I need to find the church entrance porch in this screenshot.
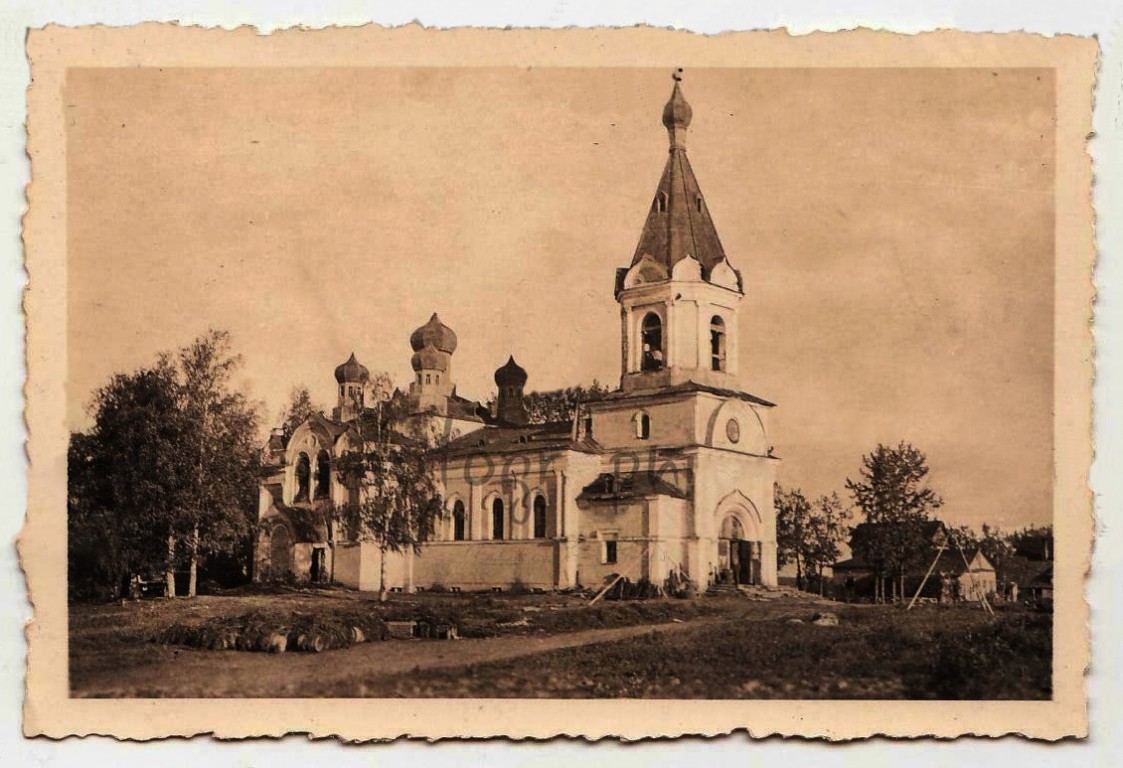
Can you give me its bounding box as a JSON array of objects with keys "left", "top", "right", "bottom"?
[{"left": 717, "top": 515, "right": 762, "bottom": 586}]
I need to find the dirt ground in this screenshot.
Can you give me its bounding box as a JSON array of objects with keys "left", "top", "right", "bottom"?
[{"left": 69, "top": 588, "right": 1050, "bottom": 699}]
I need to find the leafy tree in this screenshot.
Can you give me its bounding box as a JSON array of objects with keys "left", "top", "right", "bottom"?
[
  {"left": 804, "top": 493, "right": 850, "bottom": 595},
  {"left": 774, "top": 484, "right": 812, "bottom": 589},
  {"left": 1008, "top": 525, "right": 1054, "bottom": 560},
  {"left": 334, "top": 388, "right": 444, "bottom": 602},
  {"left": 524, "top": 381, "right": 609, "bottom": 424},
  {"left": 279, "top": 385, "right": 321, "bottom": 446},
  {"left": 971, "top": 523, "right": 1015, "bottom": 589},
  {"left": 67, "top": 361, "right": 187, "bottom": 600},
  {"left": 67, "top": 330, "right": 261, "bottom": 601},
  {"left": 845, "top": 441, "right": 943, "bottom": 602},
  {"left": 775, "top": 485, "right": 850, "bottom": 594},
  {"left": 173, "top": 330, "right": 262, "bottom": 597},
  {"left": 947, "top": 524, "right": 979, "bottom": 554}
]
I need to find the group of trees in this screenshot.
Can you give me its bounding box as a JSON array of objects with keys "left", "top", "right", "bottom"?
[
  {"left": 777, "top": 441, "right": 943, "bottom": 601},
  {"left": 774, "top": 487, "right": 849, "bottom": 594},
  {"left": 68, "top": 330, "right": 261, "bottom": 601},
  {"left": 780, "top": 441, "right": 1051, "bottom": 604},
  {"left": 522, "top": 381, "right": 609, "bottom": 424}
]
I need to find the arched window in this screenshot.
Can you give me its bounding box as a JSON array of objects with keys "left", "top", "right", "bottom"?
[
  {"left": 533, "top": 495, "right": 547, "bottom": 539},
  {"left": 294, "top": 452, "right": 311, "bottom": 502},
  {"left": 656, "top": 192, "right": 668, "bottom": 212},
  {"left": 491, "top": 498, "right": 505, "bottom": 540},
  {"left": 453, "top": 500, "right": 466, "bottom": 541},
  {"left": 641, "top": 312, "right": 664, "bottom": 371},
  {"left": 314, "top": 450, "right": 331, "bottom": 499},
  {"left": 634, "top": 411, "right": 651, "bottom": 440},
  {"left": 696, "top": 194, "right": 704, "bottom": 212},
  {"left": 710, "top": 315, "right": 727, "bottom": 372}
]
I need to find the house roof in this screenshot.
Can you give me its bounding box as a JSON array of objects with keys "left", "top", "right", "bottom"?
[
  {"left": 626, "top": 77, "right": 739, "bottom": 288},
  {"left": 597, "top": 380, "right": 775, "bottom": 408},
  {"left": 444, "top": 393, "right": 490, "bottom": 424},
  {"left": 1000, "top": 554, "right": 1053, "bottom": 588},
  {"left": 1028, "top": 564, "right": 1053, "bottom": 587},
  {"left": 436, "top": 420, "right": 600, "bottom": 458},
  {"left": 577, "top": 470, "right": 692, "bottom": 503}
]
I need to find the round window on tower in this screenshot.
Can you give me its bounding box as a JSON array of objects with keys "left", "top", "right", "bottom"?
[{"left": 725, "top": 418, "right": 741, "bottom": 444}]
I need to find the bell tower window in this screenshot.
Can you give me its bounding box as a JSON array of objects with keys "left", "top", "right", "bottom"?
[
  {"left": 710, "top": 315, "right": 727, "bottom": 372},
  {"left": 641, "top": 313, "right": 664, "bottom": 371},
  {"left": 634, "top": 411, "right": 651, "bottom": 440}
]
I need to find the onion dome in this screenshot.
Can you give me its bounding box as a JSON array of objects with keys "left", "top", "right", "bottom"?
[
  {"left": 409, "top": 312, "right": 458, "bottom": 355},
  {"left": 661, "top": 70, "right": 692, "bottom": 133},
  {"left": 334, "top": 352, "right": 370, "bottom": 384},
  {"left": 411, "top": 344, "right": 449, "bottom": 372},
  {"left": 494, "top": 355, "right": 528, "bottom": 388}
]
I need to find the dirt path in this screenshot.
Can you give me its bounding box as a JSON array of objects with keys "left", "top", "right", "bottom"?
[{"left": 72, "top": 616, "right": 730, "bottom": 698}]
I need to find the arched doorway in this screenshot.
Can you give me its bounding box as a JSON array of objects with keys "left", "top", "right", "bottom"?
[{"left": 719, "top": 513, "right": 761, "bottom": 586}]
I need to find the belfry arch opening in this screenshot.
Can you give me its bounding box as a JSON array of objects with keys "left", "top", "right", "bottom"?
[
  {"left": 641, "top": 312, "right": 664, "bottom": 371},
  {"left": 294, "top": 452, "right": 311, "bottom": 502},
  {"left": 710, "top": 315, "right": 727, "bottom": 372},
  {"left": 315, "top": 450, "right": 331, "bottom": 499}
]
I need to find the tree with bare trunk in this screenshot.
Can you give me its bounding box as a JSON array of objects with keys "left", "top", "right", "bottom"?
[
  {"left": 68, "top": 330, "right": 260, "bottom": 600},
  {"left": 173, "top": 330, "right": 261, "bottom": 597},
  {"left": 334, "top": 390, "right": 444, "bottom": 602}
]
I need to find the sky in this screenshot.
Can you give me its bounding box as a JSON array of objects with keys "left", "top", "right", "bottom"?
[{"left": 65, "top": 66, "right": 1055, "bottom": 531}]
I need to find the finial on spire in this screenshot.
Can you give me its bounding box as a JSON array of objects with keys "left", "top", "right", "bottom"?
[{"left": 662, "top": 72, "right": 693, "bottom": 147}]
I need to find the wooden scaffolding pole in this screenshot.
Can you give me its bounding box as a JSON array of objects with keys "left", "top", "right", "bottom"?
[{"left": 906, "top": 544, "right": 946, "bottom": 611}]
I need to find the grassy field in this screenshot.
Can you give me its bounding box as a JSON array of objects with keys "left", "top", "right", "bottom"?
[{"left": 69, "top": 586, "right": 1050, "bottom": 699}]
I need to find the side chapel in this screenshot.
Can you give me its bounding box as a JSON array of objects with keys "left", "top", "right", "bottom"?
[{"left": 254, "top": 73, "right": 780, "bottom": 592}]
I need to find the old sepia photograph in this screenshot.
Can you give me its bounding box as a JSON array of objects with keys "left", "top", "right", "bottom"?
[{"left": 20, "top": 25, "right": 1096, "bottom": 740}]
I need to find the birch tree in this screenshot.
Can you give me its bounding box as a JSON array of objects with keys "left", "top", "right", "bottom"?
[{"left": 335, "top": 390, "right": 444, "bottom": 602}]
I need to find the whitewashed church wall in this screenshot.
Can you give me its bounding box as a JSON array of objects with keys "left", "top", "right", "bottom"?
[
  {"left": 412, "top": 540, "right": 557, "bottom": 589},
  {"left": 589, "top": 397, "right": 698, "bottom": 450},
  {"left": 333, "top": 542, "right": 362, "bottom": 589},
  {"left": 690, "top": 448, "right": 778, "bottom": 586},
  {"left": 292, "top": 543, "right": 313, "bottom": 581}
]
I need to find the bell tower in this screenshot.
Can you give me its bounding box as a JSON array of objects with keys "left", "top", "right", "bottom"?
[{"left": 615, "top": 71, "right": 745, "bottom": 393}]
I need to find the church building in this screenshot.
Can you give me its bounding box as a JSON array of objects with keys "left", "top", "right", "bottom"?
[{"left": 254, "top": 74, "right": 780, "bottom": 593}]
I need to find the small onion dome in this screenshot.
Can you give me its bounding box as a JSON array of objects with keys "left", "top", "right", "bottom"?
[
  {"left": 409, "top": 312, "right": 458, "bottom": 355},
  {"left": 334, "top": 352, "right": 370, "bottom": 384},
  {"left": 411, "top": 344, "right": 449, "bottom": 372},
  {"left": 494, "top": 355, "right": 528, "bottom": 388},
  {"left": 661, "top": 73, "right": 692, "bottom": 132}
]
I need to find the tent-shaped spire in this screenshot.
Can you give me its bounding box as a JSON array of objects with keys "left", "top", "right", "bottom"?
[{"left": 629, "top": 71, "right": 736, "bottom": 283}]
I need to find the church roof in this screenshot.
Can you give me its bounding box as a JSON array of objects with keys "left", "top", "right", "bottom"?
[
  {"left": 598, "top": 380, "right": 775, "bottom": 408},
  {"left": 628, "top": 74, "right": 740, "bottom": 286},
  {"left": 578, "top": 471, "right": 692, "bottom": 502},
  {"left": 436, "top": 420, "right": 600, "bottom": 458}
]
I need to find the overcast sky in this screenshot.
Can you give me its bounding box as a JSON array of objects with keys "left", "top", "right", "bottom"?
[{"left": 66, "top": 66, "right": 1054, "bottom": 531}]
